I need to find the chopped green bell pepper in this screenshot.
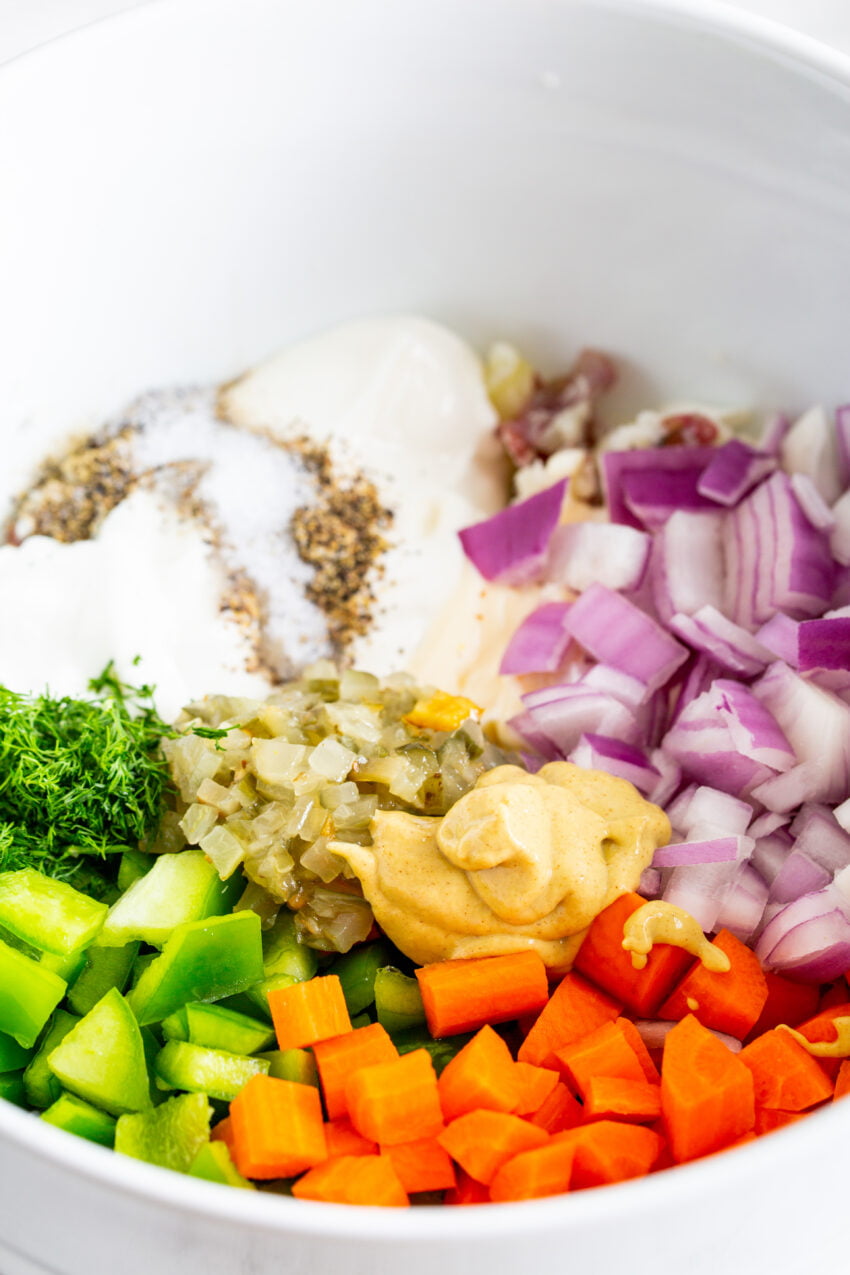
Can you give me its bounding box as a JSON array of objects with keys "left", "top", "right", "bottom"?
[
  {"left": 40, "top": 948, "right": 87, "bottom": 983},
  {"left": 0, "top": 938, "right": 67, "bottom": 1047},
  {"left": 392, "top": 1026, "right": 472, "bottom": 1075},
  {"left": 161, "top": 1007, "right": 190, "bottom": 1042},
  {"left": 184, "top": 1003, "right": 275, "bottom": 1055},
  {"left": 258, "top": 1048, "right": 318, "bottom": 1087},
  {"left": 23, "top": 1009, "right": 81, "bottom": 1109},
  {"left": 99, "top": 850, "right": 243, "bottom": 948},
  {"left": 68, "top": 941, "right": 140, "bottom": 1016},
  {"left": 188, "top": 1140, "right": 254, "bottom": 1189},
  {"left": 117, "top": 848, "right": 154, "bottom": 892},
  {"left": 41, "top": 1092, "right": 117, "bottom": 1147},
  {"left": 0, "top": 1073, "right": 26, "bottom": 1107},
  {"left": 0, "top": 1030, "right": 32, "bottom": 1074},
  {"left": 115, "top": 1091, "right": 213, "bottom": 1172},
  {"left": 0, "top": 869, "right": 108, "bottom": 956},
  {"left": 331, "top": 941, "right": 391, "bottom": 1016},
  {"left": 127, "top": 911, "right": 264, "bottom": 1026},
  {"left": 243, "top": 909, "right": 318, "bottom": 1016},
  {"left": 155, "top": 1040, "right": 269, "bottom": 1102},
  {"left": 47, "top": 988, "right": 151, "bottom": 1116},
  {"left": 374, "top": 966, "right": 426, "bottom": 1034}
]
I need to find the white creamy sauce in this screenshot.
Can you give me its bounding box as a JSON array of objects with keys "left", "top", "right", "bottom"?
[{"left": 0, "top": 316, "right": 503, "bottom": 717}]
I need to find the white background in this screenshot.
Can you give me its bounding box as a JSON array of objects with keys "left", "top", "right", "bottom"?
[{"left": 1, "top": 0, "right": 850, "bottom": 65}]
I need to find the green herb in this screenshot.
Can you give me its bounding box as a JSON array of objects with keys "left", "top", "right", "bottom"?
[{"left": 0, "top": 664, "right": 172, "bottom": 897}]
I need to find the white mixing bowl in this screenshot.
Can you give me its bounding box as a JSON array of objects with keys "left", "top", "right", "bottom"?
[{"left": 1, "top": 0, "right": 849, "bottom": 1271}]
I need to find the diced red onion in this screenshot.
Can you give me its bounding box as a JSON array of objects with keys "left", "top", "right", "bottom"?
[
  {"left": 829, "top": 490, "right": 850, "bottom": 567},
  {"left": 758, "top": 412, "right": 791, "bottom": 457},
  {"left": 780, "top": 405, "right": 843, "bottom": 505},
  {"left": 789, "top": 803, "right": 850, "bottom": 874},
  {"left": 568, "top": 733, "right": 659, "bottom": 794},
  {"left": 769, "top": 850, "right": 832, "bottom": 905},
  {"left": 665, "top": 783, "right": 699, "bottom": 834},
  {"left": 638, "top": 866, "right": 662, "bottom": 898},
  {"left": 673, "top": 785, "right": 753, "bottom": 838},
  {"left": 747, "top": 811, "right": 789, "bottom": 839},
  {"left": 601, "top": 446, "right": 717, "bottom": 530},
  {"left": 579, "top": 662, "right": 649, "bottom": 707},
  {"left": 647, "top": 748, "right": 682, "bottom": 807},
  {"left": 669, "top": 605, "right": 772, "bottom": 677},
  {"left": 834, "top": 795, "right": 850, "bottom": 834},
  {"left": 756, "top": 613, "right": 799, "bottom": 667},
  {"left": 650, "top": 511, "right": 725, "bottom": 624},
  {"left": 662, "top": 858, "right": 740, "bottom": 932},
  {"left": 499, "top": 602, "right": 572, "bottom": 676},
  {"left": 751, "top": 762, "right": 826, "bottom": 814},
  {"left": 754, "top": 661, "right": 850, "bottom": 804},
  {"left": 565, "top": 583, "right": 689, "bottom": 694},
  {"left": 797, "top": 616, "right": 850, "bottom": 672},
  {"left": 505, "top": 711, "right": 562, "bottom": 762},
  {"left": 714, "top": 862, "right": 770, "bottom": 943},
  {"left": 546, "top": 521, "right": 650, "bottom": 594},
  {"left": 750, "top": 828, "right": 793, "bottom": 886},
  {"left": 668, "top": 655, "right": 722, "bottom": 726},
  {"left": 790, "top": 472, "right": 836, "bottom": 532},
  {"left": 653, "top": 837, "right": 740, "bottom": 868},
  {"left": 697, "top": 438, "right": 776, "bottom": 506},
  {"left": 458, "top": 479, "right": 567, "bottom": 584},
  {"left": 519, "top": 686, "right": 640, "bottom": 755},
  {"left": 634, "top": 1019, "right": 742, "bottom": 1053},
  {"left": 836, "top": 404, "right": 850, "bottom": 491},
  {"left": 755, "top": 885, "right": 850, "bottom": 981}
]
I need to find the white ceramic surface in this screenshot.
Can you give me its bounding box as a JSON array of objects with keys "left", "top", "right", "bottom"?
[{"left": 1, "top": 0, "right": 850, "bottom": 1271}]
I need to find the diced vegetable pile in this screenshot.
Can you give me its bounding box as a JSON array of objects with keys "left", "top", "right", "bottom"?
[{"left": 1, "top": 856, "right": 848, "bottom": 1206}]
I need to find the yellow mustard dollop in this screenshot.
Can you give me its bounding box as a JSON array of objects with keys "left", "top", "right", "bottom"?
[
  {"left": 331, "top": 762, "right": 670, "bottom": 969},
  {"left": 621, "top": 900, "right": 731, "bottom": 972}
]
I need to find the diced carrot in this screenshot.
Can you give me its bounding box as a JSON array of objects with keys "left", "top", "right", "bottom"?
[
  {"left": 618, "top": 1017, "right": 660, "bottom": 1083},
  {"left": 324, "top": 1119, "right": 377, "bottom": 1158},
  {"left": 438, "top": 1110, "right": 549, "bottom": 1185},
  {"left": 346, "top": 1048, "right": 443, "bottom": 1146},
  {"left": 529, "top": 1082, "right": 584, "bottom": 1134},
  {"left": 416, "top": 952, "right": 549, "bottom": 1038},
  {"left": 518, "top": 971, "right": 622, "bottom": 1067},
  {"left": 793, "top": 1002, "right": 850, "bottom": 1081},
  {"left": 739, "top": 1028, "right": 834, "bottom": 1111},
  {"left": 292, "top": 1154, "right": 408, "bottom": 1206},
  {"left": 381, "top": 1135, "right": 456, "bottom": 1193},
  {"left": 819, "top": 979, "right": 850, "bottom": 1011},
  {"left": 268, "top": 975, "right": 351, "bottom": 1050},
  {"left": 489, "top": 1137, "right": 577, "bottom": 1202},
  {"left": 834, "top": 1060, "right": 850, "bottom": 1100},
  {"left": 582, "top": 1076, "right": 662, "bottom": 1123},
  {"left": 313, "top": 1022, "right": 398, "bottom": 1119},
  {"left": 229, "top": 1074, "right": 328, "bottom": 1179},
  {"left": 660, "top": 1014, "right": 755, "bottom": 1164},
  {"left": 443, "top": 1169, "right": 490, "bottom": 1205},
  {"left": 512, "top": 1062, "right": 560, "bottom": 1116},
  {"left": 553, "top": 1019, "right": 647, "bottom": 1098},
  {"left": 747, "top": 971, "right": 820, "bottom": 1039},
  {"left": 565, "top": 1120, "right": 664, "bottom": 1188},
  {"left": 573, "top": 892, "right": 695, "bottom": 1016},
  {"left": 438, "top": 1025, "right": 521, "bottom": 1122},
  {"left": 658, "top": 929, "right": 767, "bottom": 1040},
  {"left": 755, "top": 1108, "right": 807, "bottom": 1135}
]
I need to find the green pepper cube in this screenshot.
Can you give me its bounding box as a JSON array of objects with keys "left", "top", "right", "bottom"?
[
  {"left": 258, "top": 1048, "right": 318, "bottom": 1087},
  {"left": 41, "top": 1092, "right": 117, "bottom": 1147},
  {"left": 185, "top": 1003, "right": 275, "bottom": 1055},
  {"left": 331, "top": 941, "right": 391, "bottom": 1017},
  {"left": 161, "top": 1007, "right": 190, "bottom": 1042},
  {"left": 243, "top": 910, "right": 318, "bottom": 1017},
  {"left": 114, "top": 1092, "right": 213, "bottom": 1172},
  {"left": 155, "top": 1040, "right": 269, "bottom": 1102},
  {"left": 68, "top": 940, "right": 140, "bottom": 1017},
  {"left": 0, "top": 938, "right": 67, "bottom": 1048},
  {"left": 40, "top": 947, "right": 88, "bottom": 984},
  {"left": 188, "top": 1140, "right": 254, "bottom": 1189},
  {"left": 0, "top": 1030, "right": 33, "bottom": 1074},
  {"left": 99, "top": 850, "right": 243, "bottom": 948},
  {"left": 23, "top": 1009, "right": 81, "bottom": 1109},
  {"left": 127, "top": 911, "right": 264, "bottom": 1026},
  {"left": 47, "top": 988, "right": 151, "bottom": 1116},
  {"left": 374, "top": 966, "right": 426, "bottom": 1035},
  {"left": 0, "top": 869, "right": 108, "bottom": 956},
  {"left": 0, "top": 1073, "right": 26, "bottom": 1107},
  {"left": 392, "top": 1026, "right": 472, "bottom": 1076},
  {"left": 117, "top": 849, "right": 154, "bottom": 892}
]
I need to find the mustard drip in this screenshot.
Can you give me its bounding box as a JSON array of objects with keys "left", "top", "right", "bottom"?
[
  {"left": 778, "top": 1017, "right": 850, "bottom": 1058},
  {"left": 622, "top": 901, "right": 731, "bottom": 973}
]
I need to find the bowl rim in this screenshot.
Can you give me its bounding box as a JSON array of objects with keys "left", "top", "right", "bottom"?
[{"left": 3, "top": 0, "right": 850, "bottom": 1242}]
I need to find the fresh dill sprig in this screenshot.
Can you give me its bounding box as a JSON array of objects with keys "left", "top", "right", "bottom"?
[{"left": 0, "top": 664, "right": 173, "bottom": 898}]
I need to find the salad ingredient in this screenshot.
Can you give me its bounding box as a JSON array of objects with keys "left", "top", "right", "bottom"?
[
  {"left": 229, "top": 1074, "right": 327, "bottom": 1179},
  {"left": 98, "top": 850, "right": 243, "bottom": 948},
  {"left": 567, "top": 1120, "right": 663, "bottom": 1189},
  {"left": 554, "top": 1020, "right": 653, "bottom": 1095},
  {"left": 582, "top": 1076, "right": 662, "bottom": 1123},
  {"left": 335, "top": 762, "right": 670, "bottom": 968},
  {"left": 41, "top": 1092, "right": 117, "bottom": 1148},
  {"left": 179, "top": 1004, "right": 275, "bottom": 1055},
  {"left": 292, "top": 1154, "right": 408, "bottom": 1207},
  {"left": 22, "top": 1010, "right": 79, "bottom": 1109},
  {"left": 373, "top": 967, "right": 425, "bottom": 1034},
  {"left": 739, "top": 1030, "right": 835, "bottom": 1110},
  {"left": 346, "top": 1048, "right": 443, "bottom": 1146},
  {"left": 115, "top": 1092, "right": 213, "bottom": 1173},
  {"left": 657, "top": 929, "right": 767, "bottom": 1039},
  {"left": 415, "top": 951, "right": 548, "bottom": 1038},
  {"left": 457, "top": 479, "right": 568, "bottom": 585},
  {"left": 68, "top": 942, "right": 141, "bottom": 1017},
  {"left": 780, "top": 1017, "right": 850, "bottom": 1059},
  {"left": 267, "top": 975, "right": 352, "bottom": 1051},
  {"left": 660, "top": 1014, "right": 755, "bottom": 1163},
  {"left": 381, "top": 1134, "right": 457, "bottom": 1194},
  {"left": 621, "top": 901, "right": 731, "bottom": 972},
  {"left": 0, "top": 870, "right": 107, "bottom": 956},
  {"left": 48, "top": 988, "right": 150, "bottom": 1116},
  {"left": 437, "top": 1026, "right": 521, "bottom": 1122},
  {"left": 0, "top": 669, "right": 170, "bottom": 896},
  {"left": 188, "top": 1140, "right": 254, "bottom": 1189},
  {"left": 0, "top": 941, "right": 67, "bottom": 1048},
  {"left": 518, "top": 972, "right": 621, "bottom": 1067},
  {"left": 155, "top": 1040, "right": 269, "bottom": 1102},
  {"left": 488, "top": 1137, "right": 577, "bottom": 1203},
  {"left": 512, "top": 1062, "right": 560, "bottom": 1116},
  {"left": 498, "top": 602, "right": 572, "bottom": 677},
  {"left": 439, "top": 1109, "right": 549, "bottom": 1186},
  {"left": 312, "top": 1023, "right": 398, "bottom": 1120},
  {"left": 127, "top": 912, "right": 264, "bottom": 1026}
]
